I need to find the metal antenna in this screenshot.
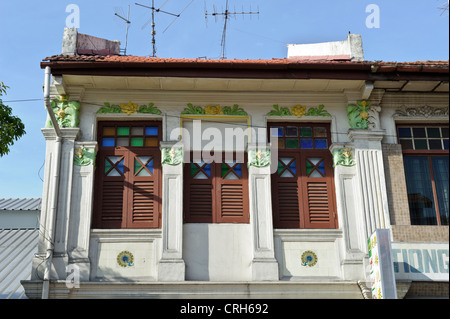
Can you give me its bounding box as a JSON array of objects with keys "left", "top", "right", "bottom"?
[
  {"left": 205, "top": 0, "right": 259, "bottom": 59},
  {"left": 115, "top": 5, "right": 132, "bottom": 55},
  {"left": 136, "top": 0, "right": 194, "bottom": 57}
]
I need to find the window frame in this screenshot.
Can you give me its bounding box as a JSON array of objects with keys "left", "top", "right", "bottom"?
[
  {"left": 268, "top": 122, "right": 338, "bottom": 229},
  {"left": 93, "top": 121, "right": 163, "bottom": 229},
  {"left": 397, "top": 124, "right": 449, "bottom": 226},
  {"left": 183, "top": 152, "right": 250, "bottom": 224}
]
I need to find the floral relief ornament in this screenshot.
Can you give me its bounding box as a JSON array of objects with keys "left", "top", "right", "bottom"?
[
  {"left": 248, "top": 149, "right": 271, "bottom": 168},
  {"left": 46, "top": 95, "right": 81, "bottom": 128},
  {"left": 74, "top": 146, "right": 96, "bottom": 166},
  {"left": 162, "top": 147, "right": 184, "bottom": 166},
  {"left": 332, "top": 147, "right": 356, "bottom": 168}
]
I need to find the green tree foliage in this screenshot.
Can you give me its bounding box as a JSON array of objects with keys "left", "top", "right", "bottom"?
[{"left": 0, "top": 82, "right": 26, "bottom": 157}]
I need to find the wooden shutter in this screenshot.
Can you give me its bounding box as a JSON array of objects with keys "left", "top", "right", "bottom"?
[
  {"left": 94, "top": 150, "right": 127, "bottom": 229},
  {"left": 127, "top": 150, "right": 161, "bottom": 229},
  {"left": 300, "top": 153, "right": 337, "bottom": 229},
  {"left": 184, "top": 161, "right": 214, "bottom": 223},
  {"left": 272, "top": 154, "right": 302, "bottom": 228},
  {"left": 217, "top": 166, "right": 249, "bottom": 223},
  {"left": 94, "top": 121, "right": 162, "bottom": 229},
  {"left": 184, "top": 155, "right": 249, "bottom": 224}
]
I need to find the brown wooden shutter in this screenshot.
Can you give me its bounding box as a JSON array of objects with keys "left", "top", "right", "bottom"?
[
  {"left": 216, "top": 157, "right": 249, "bottom": 224},
  {"left": 272, "top": 153, "right": 302, "bottom": 228},
  {"left": 94, "top": 151, "right": 127, "bottom": 229},
  {"left": 184, "top": 160, "right": 214, "bottom": 223},
  {"left": 301, "top": 153, "right": 337, "bottom": 229},
  {"left": 127, "top": 150, "right": 161, "bottom": 229}
]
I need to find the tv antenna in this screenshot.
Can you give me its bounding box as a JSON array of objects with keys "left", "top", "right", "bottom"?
[
  {"left": 114, "top": 5, "right": 132, "bottom": 55},
  {"left": 205, "top": 0, "right": 259, "bottom": 59},
  {"left": 136, "top": 0, "right": 194, "bottom": 57}
]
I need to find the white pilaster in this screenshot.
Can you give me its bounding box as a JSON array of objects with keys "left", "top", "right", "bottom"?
[
  {"left": 158, "top": 142, "right": 185, "bottom": 281},
  {"left": 67, "top": 141, "right": 97, "bottom": 281},
  {"left": 248, "top": 144, "right": 279, "bottom": 281},
  {"left": 348, "top": 129, "right": 391, "bottom": 246}
]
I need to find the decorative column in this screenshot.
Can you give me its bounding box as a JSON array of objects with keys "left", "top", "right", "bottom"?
[
  {"left": 247, "top": 144, "right": 279, "bottom": 281},
  {"left": 330, "top": 143, "right": 367, "bottom": 280},
  {"left": 67, "top": 141, "right": 97, "bottom": 281},
  {"left": 349, "top": 129, "right": 391, "bottom": 244},
  {"left": 158, "top": 142, "right": 186, "bottom": 281}
]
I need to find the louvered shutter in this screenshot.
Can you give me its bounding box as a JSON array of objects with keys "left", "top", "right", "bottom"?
[
  {"left": 272, "top": 154, "right": 302, "bottom": 228},
  {"left": 127, "top": 150, "right": 161, "bottom": 228},
  {"left": 94, "top": 151, "right": 127, "bottom": 229},
  {"left": 217, "top": 160, "right": 249, "bottom": 223},
  {"left": 184, "top": 161, "right": 214, "bottom": 223},
  {"left": 301, "top": 153, "right": 337, "bottom": 229}
]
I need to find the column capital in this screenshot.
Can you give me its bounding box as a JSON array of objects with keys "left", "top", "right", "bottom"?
[
  {"left": 41, "top": 128, "right": 80, "bottom": 141},
  {"left": 348, "top": 129, "right": 385, "bottom": 143}
]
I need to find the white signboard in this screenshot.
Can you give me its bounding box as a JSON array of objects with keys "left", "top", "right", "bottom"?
[
  {"left": 391, "top": 242, "right": 449, "bottom": 282},
  {"left": 368, "top": 229, "right": 397, "bottom": 299}
]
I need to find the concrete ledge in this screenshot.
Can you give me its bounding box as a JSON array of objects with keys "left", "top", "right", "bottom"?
[{"left": 22, "top": 280, "right": 364, "bottom": 299}]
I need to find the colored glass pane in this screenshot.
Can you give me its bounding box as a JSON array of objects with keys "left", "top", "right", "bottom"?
[
  {"left": 277, "top": 160, "right": 284, "bottom": 175},
  {"left": 306, "top": 160, "right": 314, "bottom": 175},
  {"left": 398, "top": 128, "right": 412, "bottom": 138},
  {"left": 221, "top": 163, "right": 229, "bottom": 177},
  {"left": 314, "top": 127, "right": 327, "bottom": 138},
  {"left": 285, "top": 127, "right": 298, "bottom": 137},
  {"left": 135, "top": 159, "right": 142, "bottom": 174},
  {"left": 286, "top": 139, "right": 299, "bottom": 149},
  {"left": 300, "top": 139, "right": 313, "bottom": 149},
  {"left": 117, "top": 127, "right": 130, "bottom": 136},
  {"left": 414, "top": 139, "right": 428, "bottom": 150},
  {"left": 102, "top": 138, "right": 115, "bottom": 147},
  {"left": 117, "top": 159, "right": 124, "bottom": 174},
  {"left": 444, "top": 140, "right": 449, "bottom": 150},
  {"left": 203, "top": 164, "right": 211, "bottom": 177},
  {"left": 145, "top": 137, "right": 159, "bottom": 147},
  {"left": 271, "top": 127, "right": 283, "bottom": 137},
  {"left": 103, "top": 127, "right": 116, "bottom": 136},
  {"left": 145, "top": 126, "right": 159, "bottom": 136},
  {"left": 278, "top": 158, "right": 296, "bottom": 177},
  {"left": 131, "top": 127, "right": 144, "bottom": 135},
  {"left": 105, "top": 159, "right": 112, "bottom": 174},
  {"left": 234, "top": 164, "right": 242, "bottom": 178},
  {"left": 131, "top": 137, "right": 144, "bottom": 147},
  {"left": 278, "top": 140, "right": 285, "bottom": 149},
  {"left": 117, "top": 138, "right": 129, "bottom": 147},
  {"left": 427, "top": 128, "right": 441, "bottom": 138},
  {"left": 300, "top": 127, "right": 312, "bottom": 137},
  {"left": 315, "top": 139, "right": 328, "bottom": 149},
  {"left": 191, "top": 164, "right": 199, "bottom": 177}
]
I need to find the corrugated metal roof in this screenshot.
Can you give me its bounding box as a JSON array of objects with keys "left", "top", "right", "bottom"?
[
  {"left": 0, "top": 198, "right": 41, "bottom": 211},
  {"left": 0, "top": 229, "right": 38, "bottom": 299}
]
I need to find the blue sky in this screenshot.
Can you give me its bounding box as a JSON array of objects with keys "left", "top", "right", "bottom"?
[{"left": 0, "top": 0, "right": 448, "bottom": 199}]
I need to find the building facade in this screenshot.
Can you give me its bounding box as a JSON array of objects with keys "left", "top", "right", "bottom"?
[{"left": 22, "top": 30, "right": 449, "bottom": 299}]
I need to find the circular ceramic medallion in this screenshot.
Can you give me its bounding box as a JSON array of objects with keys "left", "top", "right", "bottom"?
[
  {"left": 301, "top": 251, "right": 318, "bottom": 267},
  {"left": 117, "top": 251, "right": 134, "bottom": 267}
]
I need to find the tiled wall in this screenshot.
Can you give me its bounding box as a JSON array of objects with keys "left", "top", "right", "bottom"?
[{"left": 382, "top": 144, "right": 449, "bottom": 242}]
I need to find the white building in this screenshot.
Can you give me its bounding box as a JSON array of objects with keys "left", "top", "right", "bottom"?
[{"left": 22, "top": 29, "right": 449, "bottom": 299}]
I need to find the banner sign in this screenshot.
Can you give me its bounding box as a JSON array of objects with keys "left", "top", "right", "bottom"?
[
  {"left": 391, "top": 242, "right": 449, "bottom": 282},
  {"left": 368, "top": 229, "right": 398, "bottom": 299}
]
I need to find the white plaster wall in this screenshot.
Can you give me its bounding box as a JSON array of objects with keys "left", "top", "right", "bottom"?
[{"left": 183, "top": 224, "right": 252, "bottom": 281}]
